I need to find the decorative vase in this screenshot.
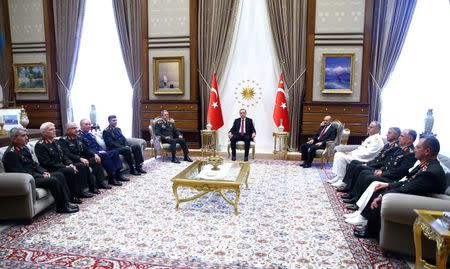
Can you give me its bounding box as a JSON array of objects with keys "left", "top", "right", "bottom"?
[
  {"left": 206, "top": 121, "right": 212, "bottom": 131},
  {"left": 19, "top": 105, "right": 29, "bottom": 128},
  {"left": 277, "top": 118, "right": 284, "bottom": 132},
  {"left": 424, "top": 109, "right": 434, "bottom": 134},
  {"left": 89, "top": 105, "right": 97, "bottom": 125}
]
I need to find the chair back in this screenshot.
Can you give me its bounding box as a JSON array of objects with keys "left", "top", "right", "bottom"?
[
  {"left": 330, "top": 120, "right": 344, "bottom": 145},
  {"left": 340, "top": 128, "right": 351, "bottom": 145}
]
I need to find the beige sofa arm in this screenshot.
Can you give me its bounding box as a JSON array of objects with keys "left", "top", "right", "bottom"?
[
  {"left": 0, "top": 173, "right": 35, "bottom": 198},
  {"left": 381, "top": 193, "right": 450, "bottom": 225},
  {"left": 126, "top": 137, "right": 147, "bottom": 149}
]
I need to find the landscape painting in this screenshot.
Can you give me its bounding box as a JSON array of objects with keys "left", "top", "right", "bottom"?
[
  {"left": 321, "top": 54, "right": 354, "bottom": 93},
  {"left": 13, "top": 63, "right": 47, "bottom": 93}
]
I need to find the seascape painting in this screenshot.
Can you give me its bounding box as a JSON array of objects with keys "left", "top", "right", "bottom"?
[{"left": 322, "top": 54, "right": 354, "bottom": 93}]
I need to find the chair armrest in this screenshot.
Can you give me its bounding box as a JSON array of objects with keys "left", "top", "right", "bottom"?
[
  {"left": 322, "top": 141, "right": 336, "bottom": 157},
  {"left": 126, "top": 137, "right": 147, "bottom": 149},
  {"left": 153, "top": 136, "right": 163, "bottom": 151},
  {"left": 381, "top": 193, "right": 450, "bottom": 225},
  {"left": 0, "top": 173, "right": 35, "bottom": 197}
]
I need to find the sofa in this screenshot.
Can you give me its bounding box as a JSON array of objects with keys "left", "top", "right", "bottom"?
[
  {"left": 379, "top": 154, "right": 450, "bottom": 259},
  {"left": 0, "top": 133, "right": 146, "bottom": 223}
]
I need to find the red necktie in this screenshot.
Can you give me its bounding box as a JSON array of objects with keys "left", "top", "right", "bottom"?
[
  {"left": 318, "top": 126, "right": 327, "bottom": 140},
  {"left": 240, "top": 119, "right": 245, "bottom": 135}
]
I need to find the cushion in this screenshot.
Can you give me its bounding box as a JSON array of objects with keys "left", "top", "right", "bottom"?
[
  {"left": 94, "top": 132, "right": 107, "bottom": 149},
  {"left": 35, "top": 188, "right": 51, "bottom": 200}
]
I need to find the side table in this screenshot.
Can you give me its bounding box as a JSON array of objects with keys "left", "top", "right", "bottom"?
[
  {"left": 272, "top": 131, "right": 288, "bottom": 160},
  {"left": 413, "top": 209, "right": 450, "bottom": 269},
  {"left": 200, "top": 130, "right": 217, "bottom": 156}
]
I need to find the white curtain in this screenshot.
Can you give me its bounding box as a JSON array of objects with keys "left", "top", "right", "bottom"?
[
  {"left": 217, "top": 0, "right": 281, "bottom": 153},
  {"left": 380, "top": 0, "right": 450, "bottom": 156}
]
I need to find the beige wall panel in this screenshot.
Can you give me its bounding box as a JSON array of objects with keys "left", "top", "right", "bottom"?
[
  {"left": 315, "top": 0, "right": 365, "bottom": 33},
  {"left": 13, "top": 53, "right": 48, "bottom": 100},
  {"left": 312, "top": 46, "right": 362, "bottom": 102},
  {"left": 8, "top": 0, "right": 45, "bottom": 42},
  {"left": 148, "top": 0, "right": 189, "bottom": 37},
  {"left": 148, "top": 48, "right": 190, "bottom": 101}
]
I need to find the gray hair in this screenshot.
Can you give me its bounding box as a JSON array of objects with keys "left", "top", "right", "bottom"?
[
  {"left": 65, "top": 122, "right": 77, "bottom": 131},
  {"left": 80, "top": 118, "right": 90, "bottom": 126},
  {"left": 160, "top": 110, "right": 168, "bottom": 116},
  {"left": 9, "top": 127, "right": 27, "bottom": 138},
  {"left": 40, "top": 122, "right": 55, "bottom": 133}
]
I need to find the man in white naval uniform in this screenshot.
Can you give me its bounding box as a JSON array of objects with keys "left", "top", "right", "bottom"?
[{"left": 329, "top": 121, "right": 384, "bottom": 186}]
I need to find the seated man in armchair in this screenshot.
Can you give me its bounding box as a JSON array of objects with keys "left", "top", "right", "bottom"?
[
  {"left": 299, "top": 115, "right": 337, "bottom": 168},
  {"left": 154, "top": 110, "right": 192, "bottom": 163},
  {"left": 228, "top": 108, "right": 256, "bottom": 162}
]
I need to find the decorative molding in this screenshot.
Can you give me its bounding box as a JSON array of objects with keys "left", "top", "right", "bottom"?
[
  {"left": 315, "top": 0, "right": 365, "bottom": 34},
  {"left": 11, "top": 42, "right": 46, "bottom": 53}
]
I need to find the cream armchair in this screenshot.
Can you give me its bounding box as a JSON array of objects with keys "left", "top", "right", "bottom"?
[
  {"left": 148, "top": 118, "right": 181, "bottom": 159},
  {"left": 227, "top": 137, "right": 256, "bottom": 159},
  {"left": 314, "top": 120, "right": 350, "bottom": 167}
]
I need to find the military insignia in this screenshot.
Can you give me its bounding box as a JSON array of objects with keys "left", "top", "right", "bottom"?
[{"left": 234, "top": 79, "right": 263, "bottom": 107}]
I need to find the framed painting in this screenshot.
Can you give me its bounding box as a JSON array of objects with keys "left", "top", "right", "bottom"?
[
  {"left": 153, "top": 56, "right": 184, "bottom": 95},
  {"left": 13, "top": 63, "right": 47, "bottom": 93},
  {"left": 321, "top": 54, "right": 354, "bottom": 93},
  {"left": 0, "top": 108, "right": 22, "bottom": 131}
]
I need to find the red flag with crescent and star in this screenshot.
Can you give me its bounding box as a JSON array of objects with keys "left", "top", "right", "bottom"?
[
  {"left": 207, "top": 72, "right": 224, "bottom": 130},
  {"left": 273, "top": 72, "right": 290, "bottom": 132}
]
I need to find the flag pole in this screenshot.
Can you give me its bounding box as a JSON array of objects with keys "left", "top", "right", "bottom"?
[{"left": 197, "top": 69, "right": 212, "bottom": 89}]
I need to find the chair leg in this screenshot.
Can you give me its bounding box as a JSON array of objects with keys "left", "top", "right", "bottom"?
[
  {"left": 252, "top": 146, "right": 255, "bottom": 159},
  {"left": 227, "top": 145, "right": 230, "bottom": 159}
]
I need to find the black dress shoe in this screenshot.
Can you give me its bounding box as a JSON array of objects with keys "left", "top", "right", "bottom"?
[
  {"left": 231, "top": 156, "right": 236, "bottom": 161},
  {"left": 130, "top": 169, "right": 141, "bottom": 175},
  {"left": 184, "top": 156, "right": 193, "bottom": 162},
  {"left": 342, "top": 197, "right": 358, "bottom": 204},
  {"left": 98, "top": 181, "right": 112, "bottom": 189},
  {"left": 70, "top": 197, "right": 82, "bottom": 204},
  {"left": 171, "top": 158, "right": 180, "bottom": 164},
  {"left": 116, "top": 175, "right": 130, "bottom": 181},
  {"left": 136, "top": 166, "right": 147, "bottom": 173},
  {"left": 67, "top": 203, "right": 79, "bottom": 209},
  {"left": 244, "top": 157, "right": 249, "bottom": 162},
  {"left": 341, "top": 193, "right": 354, "bottom": 199},
  {"left": 302, "top": 164, "right": 312, "bottom": 168},
  {"left": 79, "top": 191, "right": 94, "bottom": 198},
  {"left": 109, "top": 179, "right": 123, "bottom": 186},
  {"left": 337, "top": 186, "right": 350, "bottom": 193},
  {"left": 90, "top": 189, "right": 101, "bottom": 195},
  {"left": 353, "top": 227, "right": 374, "bottom": 238},
  {"left": 57, "top": 205, "right": 79, "bottom": 214},
  {"left": 346, "top": 204, "right": 359, "bottom": 211}
]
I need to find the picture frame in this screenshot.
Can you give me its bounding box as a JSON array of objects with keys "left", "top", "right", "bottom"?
[
  {"left": 0, "top": 108, "right": 22, "bottom": 131},
  {"left": 13, "top": 63, "right": 47, "bottom": 93},
  {"left": 153, "top": 56, "right": 184, "bottom": 95},
  {"left": 321, "top": 54, "right": 354, "bottom": 93}
]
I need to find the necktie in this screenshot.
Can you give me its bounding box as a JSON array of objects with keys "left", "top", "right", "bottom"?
[
  {"left": 318, "top": 126, "right": 327, "bottom": 140},
  {"left": 240, "top": 119, "right": 245, "bottom": 135}
]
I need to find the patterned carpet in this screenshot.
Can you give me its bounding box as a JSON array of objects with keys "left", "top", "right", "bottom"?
[{"left": 0, "top": 159, "right": 409, "bottom": 268}]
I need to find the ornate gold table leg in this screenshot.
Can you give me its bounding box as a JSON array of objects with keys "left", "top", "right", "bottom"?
[
  {"left": 233, "top": 189, "right": 240, "bottom": 215},
  {"left": 172, "top": 183, "right": 180, "bottom": 210},
  {"left": 436, "top": 240, "right": 450, "bottom": 269},
  {"left": 414, "top": 218, "right": 424, "bottom": 269}
]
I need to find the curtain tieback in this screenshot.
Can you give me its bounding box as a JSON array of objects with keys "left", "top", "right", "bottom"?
[
  {"left": 369, "top": 72, "right": 383, "bottom": 92},
  {"left": 132, "top": 73, "right": 143, "bottom": 91},
  {"left": 55, "top": 72, "right": 71, "bottom": 93}
]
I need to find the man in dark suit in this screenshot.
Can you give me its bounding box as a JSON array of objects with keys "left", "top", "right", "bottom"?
[
  {"left": 228, "top": 108, "right": 256, "bottom": 161},
  {"left": 59, "top": 122, "right": 109, "bottom": 194},
  {"left": 350, "top": 136, "right": 446, "bottom": 238},
  {"left": 35, "top": 122, "right": 93, "bottom": 204},
  {"left": 102, "top": 115, "right": 146, "bottom": 175},
  {"left": 79, "top": 118, "right": 126, "bottom": 186},
  {"left": 2, "top": 127, "right": 79, "bottom": 213},
  {"left": 299, "top": 115, "right": 337, "bottom": 168},
  {"left": 154, "top": 110, "right": 192, "bottom": 163}
]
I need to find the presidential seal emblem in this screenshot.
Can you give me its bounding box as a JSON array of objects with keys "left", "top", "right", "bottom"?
[{"left": 234, "top": 79, "right": 263, "bottom": 107}]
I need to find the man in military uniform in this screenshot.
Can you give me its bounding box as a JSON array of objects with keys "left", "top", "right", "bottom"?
[
  {"left": 343, "top": 129, "right": 417, "bottom": 210},
  {"left": 337, "top": 127, "right": 401, "bottom": 193},
  {"left": 102, "top": 115, "right": 146, "bottom": 175},
  {"left": 154, "top": 110, "right": 192, "bottom": 163},
  {"left": 59, "top": 122, "right": 109, "bottom": 193},
  {"left": 79, "top": 119, "right": 127, "bottom": 186},
  {"left": 35, "top": 122, "right": 93, "bottom": 204},
  {"left": 349, "top": 136, "right": 446, "bottom": 238},
  {"left": 2, "top": 127, "right": 79, "bottom": 213}
]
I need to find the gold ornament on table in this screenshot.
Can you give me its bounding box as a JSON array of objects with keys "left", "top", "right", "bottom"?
[
  {"left": 277, "top": 118, "right": 285, "bottom": 132},
  {"left": 207, "top": 149, "right": 223, "bottom": 170},
  {"left": 0, "top": 115, "right": 6, "bottom": 136},
  {"left": 19, "top": 106, "right": 29, "bottom": 128}
]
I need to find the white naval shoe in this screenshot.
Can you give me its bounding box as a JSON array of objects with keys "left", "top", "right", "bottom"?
[
  {"left": 345, "top": 215, "right": 368, "bottom": 226},
  {"left": 331, "top": 180, "right": 345, "bottom": 187},
  {"left": 344, "top": 211, "right": 361, "bottom": 218},
  {"left": 327, "top": 176, "right": 341, "bottom": 184}
]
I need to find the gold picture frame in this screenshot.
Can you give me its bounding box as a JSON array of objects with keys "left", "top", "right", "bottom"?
[
  {"left": 321, "top": 54, "right": 354, "bottom": 93},
  {"left": 153, "top": 56, "right": 184, "bottom": 95},
  {"left": 13, "top": 63, "right": 47, "bottom": 93}
]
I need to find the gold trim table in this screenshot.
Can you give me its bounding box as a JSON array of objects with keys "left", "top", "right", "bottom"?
[
  {"left": 413, "top": 209, "right": 450, "bottom": 269},
  {"left": 272, "top": 131, "right": 288, "bottom": 159},
  {"left": 171, "top": 160, "right": 250, "bottom": 215},
  {"left": 200, "top": 130, "right": 217, "bottom": 156}
]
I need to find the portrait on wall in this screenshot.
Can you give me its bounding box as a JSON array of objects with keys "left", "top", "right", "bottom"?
[
  {"left": 13, "top": 63, "right": 47, "bottom": 93},
  {"left": 153, "top": 56, "right": 184, "bottom": 95},
  {"left": 321, "top": 54, "right": 354, "bottom": 93}
]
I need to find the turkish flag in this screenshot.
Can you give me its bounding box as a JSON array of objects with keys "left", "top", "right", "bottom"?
[
  {"left": 273, "top": 72, "right": 290, "bottom": 132},
  {"left": 207, "top": 72, "right": 224, "bottom": 130}
]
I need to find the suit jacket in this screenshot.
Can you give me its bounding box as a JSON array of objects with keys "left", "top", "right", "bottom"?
[
  {"left": 35, "top": 138, "right": 74, "bottom": 171},
  {"left": 367, "top": 141, "right": 399, "bottom": 168},
  {"left": 2, "top": 145, "right": 47, "bottom": 178},
  {"left": 79, "top": 130, "right": 105, "bottom": 154},
  {"left": 386, "top": 159, "right": 446, "bottom": 196},
  {"left": 229, "top": 117, "right": 256, "bottom": 136},
  {"left": 379, "top": 145, "right": 416, "bottom": 180},
  {"left": 102, "top": 126, "right": 129, "bottom": 150},
  {"left": 59, "top": 135, "right": 96, "bottom": 163},
  {"left": 312, "top": 124, "right": 337, "bottom": 146}
]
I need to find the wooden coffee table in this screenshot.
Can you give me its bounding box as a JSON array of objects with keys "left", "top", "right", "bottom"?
[{"left": 171, "top": 160, "right": 250, "bottom": 215}]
